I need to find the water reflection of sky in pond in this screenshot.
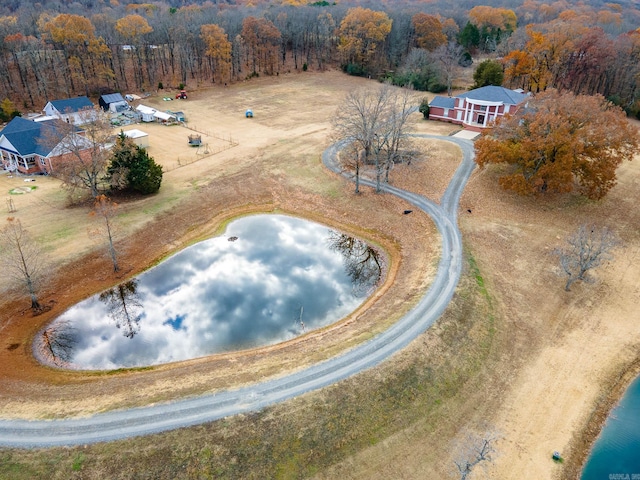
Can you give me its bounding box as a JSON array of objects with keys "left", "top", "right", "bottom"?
[{"left": 38, "top": 215, "right": 382, "bottom": 370}]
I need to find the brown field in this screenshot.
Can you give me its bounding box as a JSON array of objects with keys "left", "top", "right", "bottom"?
[{"left": 0, "top": 70, "right": 639, "bottom": 479}]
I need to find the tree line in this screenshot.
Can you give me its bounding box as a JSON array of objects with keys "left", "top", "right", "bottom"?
[{"left": 0, "top": 1, "right": 640, "bottom": 116}]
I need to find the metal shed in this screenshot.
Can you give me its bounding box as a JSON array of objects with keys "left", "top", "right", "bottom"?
[
  {"left": 99, "top": 93, "right": 129, "bottom": 113},
  {"left": 123, "top": 129, "right": 149, "bottom": 148}
]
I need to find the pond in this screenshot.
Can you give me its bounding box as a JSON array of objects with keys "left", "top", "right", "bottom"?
[
  {"left": 35, "top": 214, "right": 383, "bottom": 370},
  {"left": 581, "top": 374, "right": 640, "bottom": 479}
]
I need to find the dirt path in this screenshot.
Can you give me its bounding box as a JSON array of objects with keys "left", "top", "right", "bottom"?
[
  {"left": 0, "top": 134, "right": 477, "bottom": 447},
  {"left": 1, "top": 71, "right": 639, "bottom": 478},
  {"left": 0, "top": 71, "right": 442, "bottom": 420}
]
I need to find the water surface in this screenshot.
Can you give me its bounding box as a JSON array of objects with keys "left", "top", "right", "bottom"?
[
  {"left": 37, "top": 215, "right": 382, "bottom": 370},
  {"left": 581, "top": 374, "right": 640, "bottom": 479}
]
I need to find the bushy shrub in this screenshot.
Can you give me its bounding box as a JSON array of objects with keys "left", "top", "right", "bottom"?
[
  {"left": 343, "top": 63, "right": 366, "bottom": 77},
  {"left": 459, "top": 51, "right": 473, "bottom": 67},
  {"left": 428, "top": 83, "right": 448, "bottom": 94},
  {"left": 473, "top": 59, "right": 503, "bottom": 88},
  {"left": 419, "top": 98, "right": 430, "bottom": 119}
]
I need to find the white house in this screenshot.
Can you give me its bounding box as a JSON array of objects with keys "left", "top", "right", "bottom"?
[
  {"left": 136, "top": 104, "right": 176, "bottom": 124},
  {"left": 43, "top": 96, "right": 97, "bottom": 125}
]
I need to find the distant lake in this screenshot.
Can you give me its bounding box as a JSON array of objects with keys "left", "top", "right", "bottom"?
[
  {"left": 35, "top": 215, "right": 383, "bottom": 370},
  {"left": 581, "top": 375, "right": 640, "bottom": 479}
]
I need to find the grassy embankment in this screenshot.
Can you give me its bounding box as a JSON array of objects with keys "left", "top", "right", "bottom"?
[{"left": 0, "top": 250, "right": 503, "bottom": 479}]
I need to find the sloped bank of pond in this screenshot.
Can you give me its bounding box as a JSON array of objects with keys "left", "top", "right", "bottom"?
[
  {"left": 35, "top": 214, "right": 384, "bottom": 370},
  {"left": 581, "top": 374, "right": 640, "bottom": 479}
]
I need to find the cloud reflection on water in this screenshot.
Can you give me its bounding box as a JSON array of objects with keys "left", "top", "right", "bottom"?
[{"left": 40, "top": 215, "right": 382, "bottom": 370}]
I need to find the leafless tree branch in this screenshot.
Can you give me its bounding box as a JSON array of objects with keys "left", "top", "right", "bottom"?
[{"left": 554, "top": 224, "right": 620, "bottom": 291}]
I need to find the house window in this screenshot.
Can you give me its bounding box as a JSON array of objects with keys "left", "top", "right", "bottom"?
[
  {"left": 443, "top": 108, "right": 449, "bottom": 116},
  {"left": 40, "top": 158, "right": 47, "bottom": 166},
  {"left": 480, "top": 105, "right": 487, "bottom": 111}
]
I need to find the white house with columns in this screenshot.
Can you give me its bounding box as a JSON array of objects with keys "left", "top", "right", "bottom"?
[{"left": 429, "top": 86, "right": 529, "bottom": 132}]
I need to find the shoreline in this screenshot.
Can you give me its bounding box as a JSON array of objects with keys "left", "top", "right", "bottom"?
[{"left": 562, "top": 355, "right": 640, "bottom": 479}]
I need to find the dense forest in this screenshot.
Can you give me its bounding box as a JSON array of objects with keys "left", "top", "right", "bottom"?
[{"left": 1, "top": 0, "right": 639, "bottom": 117}]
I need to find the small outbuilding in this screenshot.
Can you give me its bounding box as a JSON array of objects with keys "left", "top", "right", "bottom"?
[
  {"left": 136, "top": 104, "right": 177, "bottom": 124},
  {"left": 99, "top": 93, "right": 129, "bottom": 113},
  {"left": 123, "top": 129, "right": 149, "bottom": 148},
  {"left": 153, "top": 110, "right": 176, "bottom": 124},
  {"left": 136, "top": 104, "right": 156, "bottom": 122}
]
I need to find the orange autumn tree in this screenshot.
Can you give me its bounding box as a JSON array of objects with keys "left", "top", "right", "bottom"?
[
  {"left": 468, "top": 5, "right": 517, "bottom": 33},
  {"left": 115, "top": 14, "right": 153, "bottom": 40},
  {"left": 40, "top": 13, "right": 113, "bottom": 95},
  {"left": 241, "top": 16, "right": 281, "bottom": 75},
  {"left": 468, "top": 5, "right": 517, "bottom": 50},
  {"left": 411, "top": 13, "right": 446, "bottom": 51},
  {"left": 115, "top": 14, "right": 153, "bottom": 89},
  {"left": 503, "top": 22, "right": 585, "bottom": 92},
  {"left": 338, "top": 7, "right": 392, "bottom": 74},
  {"left": 475, "top": 90, "right": 639, "bottom": 199},
  {"left": 200, "top": 24, "right": 232, "bottom": 84}
]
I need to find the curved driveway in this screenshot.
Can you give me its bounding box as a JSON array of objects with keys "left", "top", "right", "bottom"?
[{"left": 0, "top": 135, "right": 475, "bottom": 448}]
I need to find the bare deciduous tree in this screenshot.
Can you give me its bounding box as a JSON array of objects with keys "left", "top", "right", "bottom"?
[
  {"left": 0, "top": 217, "right": 45, "bottom": 312},
  {"left": 99, "top": 280, "right": 143, "bottom": 338},
  {"left": 328, "top": 231, "right": 383, "bottom": 296},
  {"left": 337, "top": 141, "right": 364, "bottom": 194},
  {"left": 554, "top": 224, "right": 620, "bottom": 291},
  {"left": 381, "top": 86, "right": 415, "bottom": 184},
  {"left": 431, "top": 41, "right": 465, "bottom": 96},
  {"left": 40, "top": 320, "right": 77, "bottom": 365},
  {"left": 334, "top": 85, "right": 391, "bottom": 163},
  {"left": 38, "top": 108, "right": 112, "bottom": 199},
  {"left": 333, "top": 84, "right": 416, "bottom": 193},
  {"left": 90, "top": 195, "right": 120, "bottom": 273},
  {"left": 453, "top": 430, "right": 499, "bottom": 480}
]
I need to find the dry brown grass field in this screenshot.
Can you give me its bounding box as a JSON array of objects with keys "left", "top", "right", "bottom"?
[{"left": 0, "top": 70, "right": 639, "bottom": 479}]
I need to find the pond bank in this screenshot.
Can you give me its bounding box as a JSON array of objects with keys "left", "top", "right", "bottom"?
[{"left": 563, "top": 356, "right": 640, "bottom": 479}]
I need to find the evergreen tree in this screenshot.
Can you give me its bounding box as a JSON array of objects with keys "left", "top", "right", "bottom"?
[
  {"left": 458, "top": 22, "right": 480, "bottom": 51},
  {"left": 128, "top": 148, "right": 163, "bottom": 195},
  {"left": 108, "top": 132, "right": 163, "bottom": 195},
  {"left": 473, "top": 59, "right": 504, "bottom": 88}
]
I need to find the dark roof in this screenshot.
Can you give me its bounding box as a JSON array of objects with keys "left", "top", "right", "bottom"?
[
  {"left": 457, "top": 86, "right": 528, "bottom": 105},
  {"left": 100, "top": 93, "right": 126, "bottom": 104},
  {"left": 0, "top": 117, "right": 75, "bottom": 157},
  {"left": 48, "top": 96, "right": 94, "bottom": 113},
  {"left": 429, "top": 96, "right": 456, "bottom": 109}
]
